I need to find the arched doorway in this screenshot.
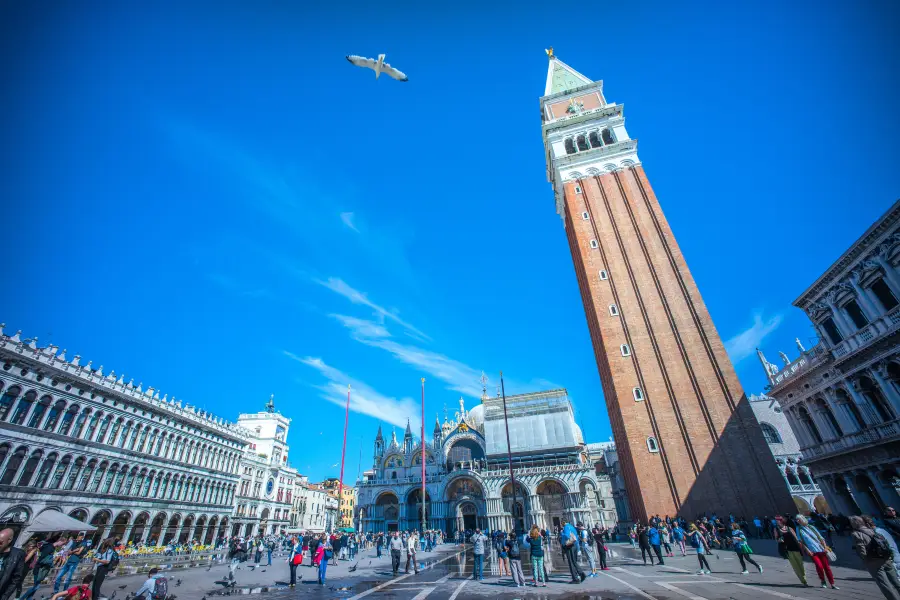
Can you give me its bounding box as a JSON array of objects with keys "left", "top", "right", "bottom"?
[
  {"left": 217, "top": 517, "right": 229, "bottom": 543},
  {"left": 163, "top": 515, "right": 181, "bottom": 544},
  {"left": 376, "top": 492, "right": 400, "bottom": 532},
  {"left": 231, "top": 522, "right": 241, "bottom": 537},
  {"left": 537, "top": 479, "right": 569, "bottom": 532},
  {"left": 180, "top": 515, "right": 195, "bottom": 544},
  {"left": 148, "top": 513, "right": 166, "bottom": 546},
  {"left": 193, "top": 515, "right": 207, "bottom": 543},
  {"left": 406, "top": 489, "right": 431, "bottom": 530},
  {"left": 446, "top": 477, "right": 485, "bottom": 536},
  {"left": 130, "top": 512, "right": 150, "bottom": 545},
  {"left": 89, "top": 510, "right": 112, "bottom": 546},
  {"left": 501, "top": 481, "right": 529, "bottom": 533},
  {"left": 205, "top": 517, "right": 218, "bottom": 545},
  {"left": 457, "top": 502, "right": 478, "bottom": 534},
  {"left": 68, "top": 508, "right": 88, "bottom": 523},
  {"left": 110, "top": 511, "right": 131, "bottom": 541}
]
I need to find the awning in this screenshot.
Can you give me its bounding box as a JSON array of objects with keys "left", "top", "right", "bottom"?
[{"left": 17, "top": 511, "right": 97, "bottom": 546}]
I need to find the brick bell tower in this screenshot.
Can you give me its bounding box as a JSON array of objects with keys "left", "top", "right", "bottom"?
[{"left": 540, "top": 50, "right": 792, "bottom": 521}]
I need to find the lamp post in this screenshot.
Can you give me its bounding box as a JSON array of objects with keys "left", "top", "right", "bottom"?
[
  {"left": 500, "top": 371, "right": 521, "bottom": 533},
  {"left": 421, "top": 377, "right": 427, "bottom": 534}
]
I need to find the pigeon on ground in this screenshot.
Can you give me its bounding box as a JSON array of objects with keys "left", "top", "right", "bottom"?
[
  {"left": 118, "top": 585, "right": 128, "bottom": 589},
  {"left": 348, "top": 563, "right": 358, "bottom": 573},
  {"left": 346, "top": 54, "right": 409, "bottom": 81},
  {"left": 110, "top": 592, "right": 117, "bottom": 600},
  {"left": 175, "top": 579, "right": 182, "bottom": 587},
  {"left": 261, "top": 569, "right": 265, "bottom": 572}
]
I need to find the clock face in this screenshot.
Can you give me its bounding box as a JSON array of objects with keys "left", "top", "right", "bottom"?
[{"left": 266, "top": 479, "right": 275, "bottom": 496}]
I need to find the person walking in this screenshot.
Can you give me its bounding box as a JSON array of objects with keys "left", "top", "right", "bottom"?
[
  {"left": 865, "top": 516, "right": 900, "bottom": 573},
  {"left": 406, "top": 531, "right": 419, "bottom": 574},
  {"left": 53, "top": 532, "right": 85, "bottom": 594},
  {"left": 850, "top": 515, "right": 900, "bottom": 600},
  {"left": 20, "top": 537, "right": 57, "bottom": 600},
  {"left": 688, "top": 523, "right": 712, "bottom": 575},
  {"left": 0, "top": 528, "right": 24, "bottom": 600},
  {"left": 506, "top": 532, "right": 525, "bottom": 587},
  {"left": 308, "top": 535, "right": 320, "bottom": 568},
  {"left": 497, "top": 537, "right": 510, "bottom": 577},
  {"left": 730, "top": 523, "right": 762, "bottom": 575},
  {"left": 389, "top": 532, "right": 404, "bottom": 576},
  {"left": 649, "top": 524, "right": 665, "bottom": 565},
  {"left": 672, "top": 522, "right": 687, "bottom": 556},
  {"left": 254, "top": 538, "right": 262, "bottom": 564},
  {"left": 638, "top": 525, "right": 655, "bottom": 566},
  {"left": 318, "top": 538, "right": 332, "bottom": 585},
  {"left": 91, "top": 537, "right": 117, "bottom": 600},
  {"left": 376, "top": 533, "right": 383, "bottom": 558},
  {"left": 528, "top": 526, "right": 547, "bottom": 588},
  {"left": 883, "top": 508, "right": 900, "bottom": 542},
  {"left": 560, "top": 520, "right": 586, "bottom": 584},
  {"left": 661, "top": 524, "right": 674, "bottom": 557},
  {"left": 470, "top": 529, "right": 487, "bottom": 581},
  {"left": 775, "top": 516, "right": 808, "bottom": 586},
  {"left": 796, "top": 515, "right": 837, "bottom": 589},
  {"left": 288, "top": 535, "right": 302, "bottom": 588},
  {"left": 577, "top": 524, "right": 597, "bottom": 576},
  {"left": 267, "top": 538, "right": 274, "bottom": 566},
  {"left": 592, "top": 527, "right": 609, "bottom": 571}
]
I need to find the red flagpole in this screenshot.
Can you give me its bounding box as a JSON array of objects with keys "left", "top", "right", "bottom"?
[
  {"left": 338, "top": 384, "right": 350, "bottom": 528},
  {"left": 421, "top": 377, "right": 426, "bottom": 533}
]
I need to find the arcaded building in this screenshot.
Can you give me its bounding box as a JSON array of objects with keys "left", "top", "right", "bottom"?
[
  {"left": 539, "top": 51, "right": 792, "bottom": 521},
  {"left": 355, "top": 389, "right": 612, "bottom": 535},
  {"left": 761, "top": 200, "right": 900, "bottom": 516}
]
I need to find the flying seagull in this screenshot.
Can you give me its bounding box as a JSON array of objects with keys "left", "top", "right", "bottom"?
[{"left": 346, "top": 54, "right": 408, "bottom": 82}]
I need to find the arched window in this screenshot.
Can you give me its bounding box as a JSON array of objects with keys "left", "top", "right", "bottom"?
[
  {"left": 70, "top": 408, "right": 88, "bottom": 438},
  {"left": 95, "top": 414, "right": 112, "bottom": 444},
  {"left": 609, "top": 304, "right": 619, "bottom": 316},
  {"left": 10, "top": 391, "right": 37, "bottom": 425},
  {"left": 601, "top": 129, "right": 615, "bottom": 145},
  {"left": 589, "top": 131, "right": 602, "bottom": 148},
  {"left": 27, "top": 395, "right": 52, "bottom": 428},
  {"left": 798, "top": 469, "right": 813, "bottom": 485},
  {"left": 35, "top": 453, "right": 57, "bottom": 488},
  {"left": 785, "top": 468, "right": 800, "bottom": 485},
  {"left": 16, "top": 450, "right": 42, "bottom": 486},
  {"left": 43, "top": 400, "right": 66, "bottom": 431},
  {"left": 576, "top": 135, "right": 589, "bottom": 151},
  {"left": 632, "top": 387, "right": 643, "bottom": 401},
  {"left": 49, "top": 456, "right": 72, "bottom": 489},
  {"left": 0, "top": 386, "right": 20, "bottom": 421},
  {"left": 84, "top": 412, "right": 101, "bottom": 440},
  {"left": 564, "top": 138, "right": 576, "bottom": 154},
  {"left": 621, "top": 344, "right": 631, "bottom": 357},
  {"left": 646, "top": 437, "right": 659, "bottom": 453},
  {"left": 106, "top": 419, "right": 122, "bottom": 446},
  {"left": 0, "top": 446, "right": 28, "bottom": 484},
  {"left": 759, "top": 422, "right": 782, "bottom": 444}
]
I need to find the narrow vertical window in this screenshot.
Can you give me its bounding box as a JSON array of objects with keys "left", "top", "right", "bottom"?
[
  {"left": 621, "top": 344, "right": 631, "bottom": 357},
  {"left": 599, "top": 270, "right": 608, "bottom": 280},
  {"left": 821, "top": 317, "right": 842, "bottom": 344},
  {"left": 609, "top": 304, "right": 619, "bottom": 316},
  {"left": 646, "top": 437, "right": 659, "bottom": 453},
  {"left": 582, "top": 212, "right": 589, "bottom": 220},
  {"left": 870, "top": 278, "right": 899, "bottom": 311},
  {"left": 590, "top": 240, "right": 598, "bottom": 249},
  {"left": 633, "top": 387, "right": 643, "bottom": 401},
  {"left": 575, "top": 186, "right": 582, "bottom": 194}
]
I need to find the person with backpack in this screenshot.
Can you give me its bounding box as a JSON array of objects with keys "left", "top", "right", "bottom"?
[
  {"left": 560, "top": 519, "right": 586, "bottom": 584},
  {"left": 851, "top": 515, "right": 900, "bottom": 600},
  {"left": 688, "top": 523, "right": 712, "bottom": 575},
  {"left": 865, "top": 516, "right": 900, "bottom": 573},
  {"left": 775, "top": 516, "right": 808, "bottom": 586},
  {"left": 91, "top": 538, "right": 117, "bottom": 600},
  {"left": 504, "top": 532, "right": 525, "bottom": 587},
  {"left": 730, "top": 523, "right": 763, "bottom": 575},
  {"left": 20, "top": 537, "right": 58, "bottom": 600},
  {"left": 528, "top": 525, "right": 547, "bottom": 587},
  {"left": 50, "top": 574, "right": 93, "bottom": 600},
  {"left": 796, "top": 515, "right": 837, "bottom": 589},
  {"left": 133, "top": 568, "right": 166, "bottom": 600}
]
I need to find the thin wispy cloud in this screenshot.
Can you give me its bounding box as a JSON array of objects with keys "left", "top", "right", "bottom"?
[
  {"left": 284, "top": 351, "right": 420, "bottom": 430},
  {"left": 724, "top": 311, "right": 784, "bottom": 364},
  {"left": 315, "top": 277, "right": 430, "bottom": 341},
  {"left": 340, "top": 212, "right": 359, "bottom": 233}
]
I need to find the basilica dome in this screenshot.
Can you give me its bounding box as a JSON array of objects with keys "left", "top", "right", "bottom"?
[{"left": 466, "top": 403, "right": 485, "bottom": 433}]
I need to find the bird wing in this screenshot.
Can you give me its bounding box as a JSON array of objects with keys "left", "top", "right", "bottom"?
[
  {"left": 381, "top": 63, "right": 409, "bottom": 81},
  {"left": 346, "top": 55, "right": 378, "bottom": 71}
]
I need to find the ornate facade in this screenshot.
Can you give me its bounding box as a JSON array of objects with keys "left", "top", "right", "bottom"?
[
  {"left": 230, "top": 399, "right": 298, "bottom": 537},
  {"left": 356, "top": 389, "right": 606, "bottom": 535},
  {"left": 540, "top": 50, "right": 792, "bottom": 520},
  {"left": 747, "top": 393, "right": 828, "bottom": 514},
  {"left": 0, "top": 326, "right": 245, "bottom": 546},
  {"left": 761, "top": 200, "right": 900, "bottom": 517}
]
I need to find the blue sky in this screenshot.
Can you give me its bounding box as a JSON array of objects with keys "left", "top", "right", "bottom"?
[{"left": 1, "top": 1, "right": 897, "bottom": 483}]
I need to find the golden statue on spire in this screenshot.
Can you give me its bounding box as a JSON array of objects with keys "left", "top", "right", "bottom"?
[{"left": 545, "top": 46, "right": 554, "bottom": 59}]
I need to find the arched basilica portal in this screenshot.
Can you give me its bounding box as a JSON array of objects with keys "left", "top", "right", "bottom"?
[{"left": 356, "top": 390, "right": 607, "bottom": 535}]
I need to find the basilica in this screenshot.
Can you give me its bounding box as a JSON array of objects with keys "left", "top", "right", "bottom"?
[{"left": 355, "top": 388, "right": 616, "bottom": 535}]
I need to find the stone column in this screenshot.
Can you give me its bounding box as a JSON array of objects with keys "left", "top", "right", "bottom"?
[
  {"left": 875, "top": 255, "right": 900, "bottom": 296},
  {"left": 843, "top": 383, "right": 880, "bottom": 426},
  {"left": 823, "top": 389, "right": 860, "bottom": 434},
  {"left": 845, "top": 472, "right": 878, "bottom": 515},
  {"left": 868, "top": 365, "right": 900, "bottom": 418},
  {"left": 826, "top": 300, "right": 856, "bottom": 339},
  {"left": 849, "top": 276, "right": 881, "bottom": 322}
]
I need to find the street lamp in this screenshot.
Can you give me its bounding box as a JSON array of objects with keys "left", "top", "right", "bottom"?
[{"left": 500, "top": 371, "right": 521, "bottom": 534}]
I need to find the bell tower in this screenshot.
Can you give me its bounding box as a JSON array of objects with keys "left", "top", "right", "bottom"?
[{"left": 540, "top": 49, "right": 792, "bottom": 521}]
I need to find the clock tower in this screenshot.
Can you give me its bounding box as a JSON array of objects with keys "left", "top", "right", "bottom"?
[{"left": 540, "top": 51, "right": 792, "bottom": 521}]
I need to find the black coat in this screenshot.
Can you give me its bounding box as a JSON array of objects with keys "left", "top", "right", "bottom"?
[{"left": 0, "top": 547, "right": 25, "bottom": 600}]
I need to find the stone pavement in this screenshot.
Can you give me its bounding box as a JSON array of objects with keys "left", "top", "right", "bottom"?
[{"left": 27, "top": 538, "right": 888, "bottom": 599}]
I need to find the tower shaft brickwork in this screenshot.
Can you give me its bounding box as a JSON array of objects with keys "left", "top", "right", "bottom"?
[{"left": 540, "top": 54, "right": 792, "bottom": 521}]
